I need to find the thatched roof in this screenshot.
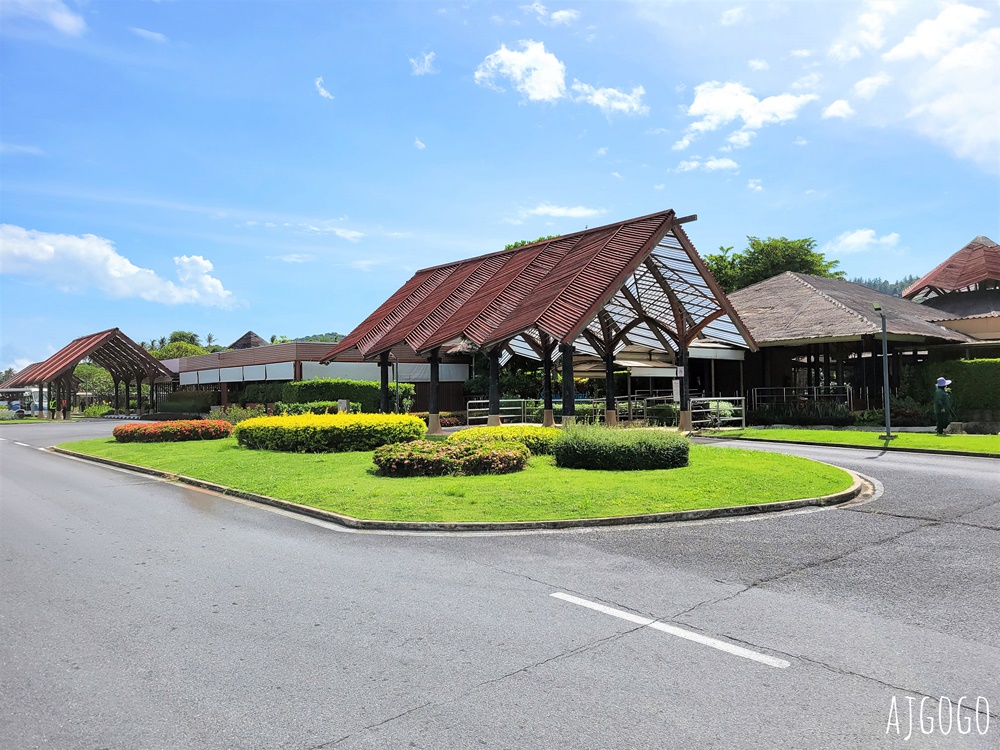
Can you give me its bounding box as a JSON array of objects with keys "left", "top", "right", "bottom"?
[
  {"left": 228, "top": 331, "right": 268, "bottom": 350},
  {"left": 728, "top": 272, "right": 971, "bottom": 346}
]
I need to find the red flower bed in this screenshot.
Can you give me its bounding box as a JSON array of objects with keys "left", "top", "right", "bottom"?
[{"left": 113, "top": 419, "right": 233, "bottom": 443}]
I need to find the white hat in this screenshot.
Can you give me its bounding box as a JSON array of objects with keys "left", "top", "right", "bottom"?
[{"left": 936, "top": 377, "right": 951, "bottom": 387}]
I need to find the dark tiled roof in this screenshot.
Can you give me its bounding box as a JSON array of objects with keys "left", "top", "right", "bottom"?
[
  {"left": 2, "top": 328, "right": 174, "bottom": 387},
  {"left": 729, "top": 273, "right": 971, "bottom": 345},
  {"left": 903, "top": 236, "right": 999, "bottom": 299},
  {"left": 322, "top": 210, "right": 755, "bottom": 363}
]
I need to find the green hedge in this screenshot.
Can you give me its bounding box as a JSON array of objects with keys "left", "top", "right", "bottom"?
[
  {"left": 749, "top": 402, "right": 855, "bottom": 427},
  {"left": 233, "top": 413, "right": 426, "bottom": 453},
  {"left": 899, "top": 359, "right": 1000, "bottom": 415},
  {"left": 553, "top": 426, "right": 690, "bottom": 470},
  {"left": 372, "top": 439, "right": 529, "bottom": 477},
  {"left": 274, "top": 400, "right": 361, "bottom": 416},
  {"left": 280, "top": 379, "right": 416, "bottom": 412},
  {"left": 447, "top": 425, "right": 562, "bottom": 455},
  {"left": 241, "top": 382, "right": 286, "bottom": 405},
  {"left": 161, "top": 391, "right": 219, "bottom": 413}
]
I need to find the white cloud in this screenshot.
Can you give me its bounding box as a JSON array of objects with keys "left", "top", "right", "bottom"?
[
  {"left": 349, "top": 258, "right": 385, "bottom": 272},
  {"left": 792, "top": 73, "right": 821, "bottom": 90},
  {"left": 1, "top": 0, "right": 85, "bottom": 36},
  {"left": 828, "top": 0, "right": 900, "bottom": 62},
  {"left": 822, "top": 228, "right": 900, "bottom": 255},
  {"left": 409, "top": 51, "right": 437, "bottom": 75},
  {"left": 720, "top": 6, "right": 746, "bottom": 26},
  {"left": 726, "top": 130, "right": 755, "bottom": 148},
  {"left": 883, "top": 3, "right": 988, "bottom": 61},
  {"left": 901, "top": 26, "right": 1000, "bottom": 169},
  {"left": 673, "top": 81, "right": 818, "bottom": 150},
  {"left": 794, "top": 136, "right": 809, "bottom": 146},
  {"left": 271, "top": 254, "right": 313, "bottom": 264},
  {"left": 522, "top": 3, "right": 579, "bottom": 25},
  {"left": 524, "top": 203, "right": 604, "bottom": 218},
  {"left": 748, "top": 59, "right": 769, "bottom": 71},
  {"left": 414, "top": 137, "right": 426, "bottom": 150},
  {"left": 570, "top": 81, "right": 648, "bottom": 115},
  {"left": 653, "top": 183, "right": 665, "bottom": 190},
  {"left": 0, "top": 143, "right": 44, "bottom": 155},
  {"left": 822, "top": 99, "right": 856, "bottom": 119},
  {"left": 595, "top": 146, "right": 608, "bottom": 156},
  {"left": 610, "top": 171, "right": 623, "bottom": 179},
  {"left": 676, "top": 160, "right": 700, "bottom": 172},
  {"left": 704, "top": 157, "right": 739, "bottom": 171},
  {"left": 853, "top": 72, "right": 892, "bottom": 99},
  {"left": 314, "top": 76, "right": 334, "bottom": 100},
  {"left": 790, "top": 49, "right": 813, "bottom": 58},
  {"left": 550, "top": 9, "right": 580, "bottom": 25},
  {"left": 475, "top": 40, "right": 566, "bottom": 102},
  {"left": 130, "top": 27, "right": 167, "bottom": 43},
  {"left": 747, "top": 179, "right": 763, "bottom": 192},
  {"left": 0, "top": 224, "right": 235, "bottom": 307}
]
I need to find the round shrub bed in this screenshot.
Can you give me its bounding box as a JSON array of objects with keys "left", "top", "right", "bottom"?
[
  {"left": 373, "top": 439, "right": 529, "bottom": 477},
  {"left": 232, "top": 413, "right": 426, "bottom": 453},
  {"left": 553, "top": 426, "right": 690, "bottom": 470},
  {"left": 113, "top": 419, "right": 232, "bottom": 443},
  {"left": 447, "top": 425, "right": 562, "bottom": 455}
]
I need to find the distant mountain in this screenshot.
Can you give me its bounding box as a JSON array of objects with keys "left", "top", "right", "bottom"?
[
  {"left": 849, "top": 275, "right": 919, "bottom": 297},
  {"left": 295, "top": 332, "right": 345, "bottom": 343}
]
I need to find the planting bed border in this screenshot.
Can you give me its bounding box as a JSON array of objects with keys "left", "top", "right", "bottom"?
[{"left": 50, "top": 446, "right": 866, "bottom": 532}]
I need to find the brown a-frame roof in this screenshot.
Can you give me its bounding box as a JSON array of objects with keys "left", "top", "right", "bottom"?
[
  {"left": 903, "top": 235, "right": 1000, "bottom": 301},
  {"left": 323, "top": 210, "right": 755, "bottom": 366},
  {"left": 2, "top": 328, "right": 174, "bottom": 388}
]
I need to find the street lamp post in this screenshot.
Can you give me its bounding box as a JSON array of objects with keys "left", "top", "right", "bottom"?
[{"left": 871, "top": 302, "right": 894, "bottom": 441}]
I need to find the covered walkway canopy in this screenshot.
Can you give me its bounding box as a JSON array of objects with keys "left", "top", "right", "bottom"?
[
  {"left": 323, "top": 209, "right": 755, "bottom": 430},
  {"left": 1, "top": 327, "right": 174, "bottom": 417}
]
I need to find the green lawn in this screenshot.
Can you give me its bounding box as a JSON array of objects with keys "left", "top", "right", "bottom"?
[
  {"left": 713, "top": 428, "right": 1000, "bottom": 455},
  {"left": 59, "top": 437, "right": 856, "bottom": 523}
]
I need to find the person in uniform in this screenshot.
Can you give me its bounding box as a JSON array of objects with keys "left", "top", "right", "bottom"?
[{"left": 934, "top": 377, "right": 953, "bottom": 435}]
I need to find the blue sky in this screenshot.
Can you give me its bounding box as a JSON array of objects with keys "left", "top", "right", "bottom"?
[{"left": 1, "top": 0, "right": 998, "bottom": 372}]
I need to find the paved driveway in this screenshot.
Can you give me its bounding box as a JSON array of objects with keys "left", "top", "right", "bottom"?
[{"left": 1, "top": 422, "right": 996, "bottom": 749}]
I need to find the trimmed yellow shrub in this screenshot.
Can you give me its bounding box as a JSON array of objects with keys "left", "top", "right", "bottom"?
[
  {"left": 447, "top": 425, "right": 562, "bottom": 455},
  {"left": 233, "top": 413, "right": 426, "bottom": 453}
]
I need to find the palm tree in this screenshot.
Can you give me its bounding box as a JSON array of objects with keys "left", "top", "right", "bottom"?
[
  {"left": 158, "top": 336, "right": 167, "bottom": 349},
  {"left": 206, "top": 332, "right": 216, "bottom": 346}
]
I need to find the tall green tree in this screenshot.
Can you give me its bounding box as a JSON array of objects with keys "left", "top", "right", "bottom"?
[
  {"left": 169, "top": 330, "right": 202, "bottom": 346},
  {"left": 151, "top": 341, "right": 209, "bottom": 359},
  {"left": 74, "top": 363, "right": 115, "bottom": 400},
  {"left": 704, "top": 236, "right": 844, "bottom": 293}
]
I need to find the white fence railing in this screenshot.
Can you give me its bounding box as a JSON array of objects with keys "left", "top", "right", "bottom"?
[
  {"left": 689, "top": 397, "right": 746, "bottom": 429},
  {"left": 751, "top": 386, "right": 852, "bottom": 411},
  {"left": 466, "top": 396, "right": 689, "bottom": 427}
]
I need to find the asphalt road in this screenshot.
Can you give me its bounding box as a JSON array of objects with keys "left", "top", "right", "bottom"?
[{"left": 1, "top": 421, "right": 997, "bottom": 749}]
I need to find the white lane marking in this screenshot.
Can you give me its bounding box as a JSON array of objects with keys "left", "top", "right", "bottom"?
[
  {"left": 551, "top": 592, "right": 790, "bottom": 669},
  {"left": 14, "top": 442, "right": 32, "bottom": 447},
  {"left": 0, "top": 437, "right": 6, "bottom": 440}
]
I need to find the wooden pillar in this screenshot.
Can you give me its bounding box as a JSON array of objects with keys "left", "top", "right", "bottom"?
[
  {"left": 806, "top": 345, "right": 814, "bottom": 388},
  {"left": 560, "top": 343, "right": 575, "bottom": 424},
  {"left": 114, "top": 378, "right": 120, "bottom": 413},
  {"left": 135, "top": 374, "right": 144, "bottom": 414},
  {"left": 487, "top": 347, "right": 501, "bottom": 426},
  {"left": 427, "top": 349, "right": 442, "bottom": 435},
  {"left": 604, "top": 351, "right": 617, "bottom": 427},
  {"left": 823, "top": 343, "right": 832, "bottom": 388},
  {"left": 541, "top": 341, "right": 555, "bottom": 427},
  {"left": 379, "top": 352, "right": 390, "bottom": 414},
  {"left": 220, "top": 381, "right": 229, "bottom": 407},
  {"left": 678, "top": 341, "right": 691, "bottom": 431}
]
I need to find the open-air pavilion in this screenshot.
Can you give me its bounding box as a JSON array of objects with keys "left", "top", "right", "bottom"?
[
  {"left": 322, "top": 210, "right": 757, "bottom": 432},
  {"left": 0, "top": 328, "right": 174, "bottom": 417}
]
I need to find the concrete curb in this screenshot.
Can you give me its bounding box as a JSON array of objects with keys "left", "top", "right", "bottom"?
[
  {"left": 697, "top": 434, "right": 1000, "bottom": 460},
  {"left": 50, "top": 446, "right": 866, "bottom": 533}
]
